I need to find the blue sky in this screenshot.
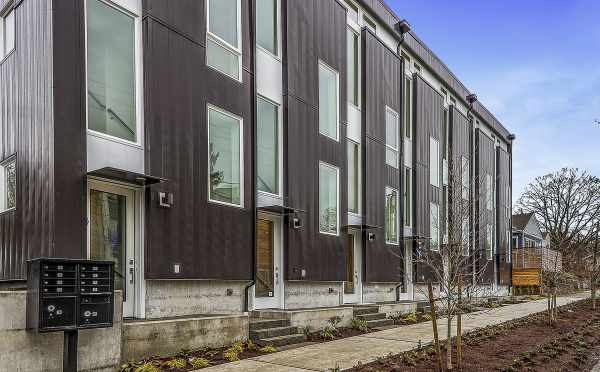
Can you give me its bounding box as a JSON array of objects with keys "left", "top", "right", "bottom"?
[{"left": 387, "top": 0, "right": 600, "bottom": 203}]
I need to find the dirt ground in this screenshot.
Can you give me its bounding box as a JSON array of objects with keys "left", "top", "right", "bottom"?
[{"left": 350, "top": 299, "right": 600, "bottom": 372}]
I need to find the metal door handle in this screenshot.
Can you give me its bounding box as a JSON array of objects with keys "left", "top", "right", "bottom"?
[
  {"left": 275, "top": 272, "right": 279, "bottom": 285},
  {"left": 129, "top": 268, "right": 134, "bottom": 284}
]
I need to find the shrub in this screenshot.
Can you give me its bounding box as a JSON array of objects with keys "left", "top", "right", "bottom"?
[
  {"left": 189, "top": 357, "right": 211, "bottom": 369},
  {"left": 302, "top": 325, "right": 311, "bottom": 337},
  {"left": 351, "top": 318, "right": 369, "bottom": 333},
  {"left": 246, "top": 339, "right": 258, "bottom": 351},
  {"left": 163, "top": 358, "right": 187, "bottom": 369},
  {"left": 421, "top": 313, "right": 433, "bottom": 321},
  {"left": 320, "top": 325, "right": 336, "bottom": 340},
  {"left": 120, "top": 361, "right": 161, "bottom": 372},
  {"left": 259, "top": 345, "right": 278, "bottom": 353},
  {"left": 402, "top": 311, "right": 417, "bottom": 322},
  {"left": 223, "top": 349, "right": 240, "bottom": 362}
]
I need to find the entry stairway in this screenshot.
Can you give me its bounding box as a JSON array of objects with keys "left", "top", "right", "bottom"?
[
  {"left": 250, "top": 318, "right": 306, "bottom": 347},
  {"left": 352, "top": 305, "right": 394, "bottom": 328}
]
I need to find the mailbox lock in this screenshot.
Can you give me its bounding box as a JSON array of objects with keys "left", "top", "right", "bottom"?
[{"left": 47, "top": 305, "right": 56, "bottom": 312}]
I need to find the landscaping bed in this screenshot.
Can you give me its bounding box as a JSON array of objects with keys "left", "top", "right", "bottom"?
[{"left": 350, "top": 299, "right": 600, "bottom": 371}]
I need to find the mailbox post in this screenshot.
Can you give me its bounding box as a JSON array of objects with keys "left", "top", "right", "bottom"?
[{"left": 27, "top": 258, "right": 115, "bottom": 372}]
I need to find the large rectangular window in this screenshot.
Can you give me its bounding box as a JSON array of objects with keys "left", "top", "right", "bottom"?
[
  {"left": 404, "top": 167, "right": 412, "bottom": 227},
  {"left": 430, "top": 202, "right": 439, "bottom": 251},
  {"left": 319, "top": 61, "right": 339, "bottom": 141},
  {"left": 430, "top": 137, "right": 440, "bottom": 187},
  {"left": 404, "top": 77, "right": 412, "bottom": 139},
  {"left": 0, "top": 157, "right": 16, "bottom": 212},
  {"left": 87, "top": 0, "right": 138, "bottom": 143},
  {"left": 207, "top": 0, "right": 242, "bottom": 81},
  {"left": 208, "top": 105, "right": 243, "bottom": 207},
  {"left": 256, "top": 0, "right": 277, "bottom": 55},
  {"left": 319, "top": 162, "right": 339, "bottom": 235},
  {"left": 348, "top": 141, "right": 360, "bottom": 214},
  {"left": 385, "top": 107, "right": 399, "bottom": 168},
  {"left": 385, "top": 187, "right": 399, "bottom": 244},
  {"left": 0, "top": 5, "right": 15, "bottom": 60},
  {"left": 257, "top": 97, "right": 279, "bottom": 195},
  {"left": 347, "top": 28, "right": 359, "bottom": 107},
  {"left": 461, "top": 156, "right": 470, "bottom": 200}
]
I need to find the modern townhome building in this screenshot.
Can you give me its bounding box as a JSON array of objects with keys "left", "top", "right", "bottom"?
[{"left": 0, "top": 0, "right": 514, "bottom": 369}]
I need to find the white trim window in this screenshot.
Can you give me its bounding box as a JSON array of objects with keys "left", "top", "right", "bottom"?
[
  {"left": 256, "top": 96, "right": 280, "bottom": 196},
  {"left": 385, "top": 187, "right": 399, "bottom": 244},
  {"left": 86, "top": 0, "right": 143, "bottom": 145},
  {"left": 319, "top": 162, "right": 339, "bottom": 235},
  {"left": 347, "top": 27, "right": 360, "bottom": 108},
  {"left": 403, "top": 167, "right": 412, "bottom": 227},
  {"left": 404, "top": 77, "right": 412, "bottom": 139},
  {"left": 348, "top": 140, "right": 360, "bottom": 214},
  {"left": 462, "top": 219, "right": 469, "bottom": 256},
  {"left": 318, "top": 61, "right": 340, "bottom": 141},
  {"left": 208, "top": 104, "right": 244, "bottom": 207},
  {"left": 430, "top": 202, "right": 439, "bottom": 251},
  {"left": 206, "top": 0, "right": 242, "bottom": 81},
  {"left": 343, "top": 0, "right": 359, "bottom": 24},
  {"left": 363, "top": 14, "right": 376, "bottom": 33},
  {"left": 256, "top": 0, "right": 278, "bottom": 57},
  {"left": 461, "top": 156, "right": 470, "bottom": 200},
  {"left": 429, "top": 137, "right": 440, "bottom": 187},
  {"left": 0, "top": 157, "right": 16, "bottom": 212},
  {"left": 385, "top": 106, "right": 399, "bottom": 168},
  {"left": 486, "top": 223, "right": 494, "bottom": 260},
  {"left": 0, "top": 3, "right": 15, "bottom": 60}
]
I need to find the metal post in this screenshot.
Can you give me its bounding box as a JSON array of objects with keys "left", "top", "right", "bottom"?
[{"left": 63, "top": 330, "right": 78, "bottom": 372}]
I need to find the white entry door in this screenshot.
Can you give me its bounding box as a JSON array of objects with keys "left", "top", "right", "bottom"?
[
  {"left": 254, "top": 214, "right": 283, "bottom": 309},
  {"left": 343, "top": 232, "right": 362, "bottom": 304},
  {"left": 87, "top": 180, "right": 136, "bottom": 317}
]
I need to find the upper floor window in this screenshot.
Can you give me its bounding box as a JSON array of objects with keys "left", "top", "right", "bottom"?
[
  {"left": 87, "top": 0, "right": 139, "bottom": 143},
  {"left": 207, "top": 0, "right": 242, "bottom": 81},
  {"left": 413, "top": 62, "right": 421, "bottom": 74},
  {"left": 256, "top": 0, "right": 278, "bottom": 56},
  {"left": 462, "top": 219, "right": 469, "bottom": 256},
  {"left": 486, "top": 224, "right": 494, "bottom": 259},
  {"left": 0, "top": 4, "right": 15, "bottom": 60},
  {"left": 430, "top": 137, "right": 440, "bottom": 187},
  {"left": 461, "top": 156, "right": 470, "bottom": 200},
  {"left": 319, "top": 162, "right": 339, "bottom": 235},
  {"left": 256, "top": 96, "right": 280, "bottom": 196},
  {"left": 486, "top": 173, "right": 493, "bottom": 211},
  {"left": 450, "top": 96, "right": 457, "bottom": 106},
  {"left": 430, "top": 202, "right": 439, "bottom": 251},
  {"left": 385, "top": 187, "right": 399, "bottom": 244},
  {"left": 343, "top": 0, "right": 358, "bottom": 24},
  {"left": 404, "top": 167, "right": 412, "bottom": 227},
  {"left": 404, "top": 77, "right": 412, "bottom": 139},
  {"left": 347, "top": 28, "right": 359, "bottom": 107},
  {"left": 348, "top": 141, "right": 360, "bottom": 214},
  {"left": 0, "top": 157, "right": 16, "bottom": 212},
  {"left": 385, "top": 107, "right": 399, "bottom": 168},
  {"left": 208, "top": 105, "right": 243, "bottom": 207},
  {"left": 318, "top": 61, "right": 339, "bottom": 141},
  {"left": 363, "top": 14, "right": 376, "bottom": 33}
]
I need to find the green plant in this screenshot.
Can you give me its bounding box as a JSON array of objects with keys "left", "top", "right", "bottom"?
[
  {"left": 351, "top": 318, "right": 369, "bottom": 333},
  {"left": 259, "top": 345, "right": 278, "bottom": 353},
  {"left": 302, "top": 325, "right": 311, "bottom": 337},
  {"left": 189, "top": 357, "right": 211, "bottom": 369},
  {"left": 320, "top": 325, "right": 336, "bottom": 340},
  {"left": 223, "top": 349, "right": 240, "bottom": 362},
  {"left": 246, "top": 339, "right": 258, "bottom": 351},
  {"left": 402, "top": 311, "right": 417, "bottom": 322},
  {"left": 163, "top": 357, "right": 187, "bottom": 369},
  {"left": 120, "top": 361, "right": 160, "bottom": 372},
  {"left": 421, "top": 313, "right": 433, "bottom": 321}
]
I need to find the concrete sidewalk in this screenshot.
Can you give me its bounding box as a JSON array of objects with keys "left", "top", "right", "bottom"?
[{"left": 201, "top": 292, "right": 590, "bottom": 372}]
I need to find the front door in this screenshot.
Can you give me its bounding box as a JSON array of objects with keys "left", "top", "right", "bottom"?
[
  {"left": 88, "top": 180, "right": 136, "bottom": 317},
  {"left": 344, "top": 233, "right": 362, "bottom": 304},
  {"left": 254, "top": 215, "right": 283, "bottom": 309}
]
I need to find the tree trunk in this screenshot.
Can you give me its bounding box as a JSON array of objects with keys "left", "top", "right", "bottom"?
[
  {"left": 447, "top": 316, "right": 452, "bottom": 370},
  {"left": 428, "top": 283, "right": 443, "bottom": 372},
  {"left": 593, "top": 235, "right": 598, "bottom": 310},
  {"left": 456, "top": 279, "right": 462, "bottom": 370}
]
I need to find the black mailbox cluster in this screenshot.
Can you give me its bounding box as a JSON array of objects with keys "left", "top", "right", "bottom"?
[{"left": 27, "top": 258, "right": 115, "bottom": 332}]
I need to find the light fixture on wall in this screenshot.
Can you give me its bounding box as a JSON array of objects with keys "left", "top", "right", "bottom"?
[
  {"left": 466, "top": 93, "right": 478, "bottom": 105},
  {"left": 159, "top": 192, "right": 173, "bottom": 208},
  {"left": 368, "top": 232, "right": 376, "bottom": 241},
  {"left": 292, "top": 217, "right": 303, "bottom": 229}
]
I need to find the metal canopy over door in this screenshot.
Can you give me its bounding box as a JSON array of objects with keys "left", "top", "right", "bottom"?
[
  {"left": 254, "top": 215, "right": 283, "bottom": 309},
  {"left": 343, "top": 232, "right": 362, "bottom": 304},
  {"left": 87, "top": 180, "right": 136, "bottom": 317}
]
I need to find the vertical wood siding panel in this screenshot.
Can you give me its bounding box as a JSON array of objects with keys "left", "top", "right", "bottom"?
[{"left": 475, "top": 129, "right": 495, "bottom": 283}]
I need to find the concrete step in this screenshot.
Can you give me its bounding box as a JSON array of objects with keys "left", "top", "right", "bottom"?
[
  {"left": 352, "top": 306, "right": 379, "bottom": 316},
  {"left": 366, "top": 318, "right": 394, "bottom": 328},
  {"left": 250, "top": 325, "right": 298, "bottom": 340},
  {"left": 258, "top": 333, "right": 306, "bottom": 347},
  {"left": 356, "top": 312, "right": 386, "bottom": 321},
  {"left": 249, "top": 318, "right": 290, "bottom": 331}
]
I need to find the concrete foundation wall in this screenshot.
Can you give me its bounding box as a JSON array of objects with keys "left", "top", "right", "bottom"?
[
  {"left": 284, "top": 281, "right": 342, "bottom": 309},
  {"left": 362, "top": 283, "right": 399, "bottom": 303},
  {"left": 253, "top": 307, "right": 354, "bottom": 331},
  {"left": 145, "top": 280, "right": 247, "bottom": 318},
  {"left": 0, "top": 290, "right": 122, "bottom": 372},
  {"left": 378, "top": 302, "right": 417, "bottom": 318},
  {"left": 121, "top": 314, "right": 248, "bottom": 361}
]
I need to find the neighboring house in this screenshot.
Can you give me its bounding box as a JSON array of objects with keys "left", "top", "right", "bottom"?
[
  {"left": 512, "top": 212, "right": 544, "bottom": 248},
  {"left": 0, "top": 0, "right": 514, "bottom": 367}
]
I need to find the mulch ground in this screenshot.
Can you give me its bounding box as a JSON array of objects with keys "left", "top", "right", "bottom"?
[{"left": 350, "top": 299, "right": 600, "bottom": 372}]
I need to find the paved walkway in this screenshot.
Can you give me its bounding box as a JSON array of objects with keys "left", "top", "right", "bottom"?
[{"left": 201, "top": 292, "right": 590, "bottom": 372}]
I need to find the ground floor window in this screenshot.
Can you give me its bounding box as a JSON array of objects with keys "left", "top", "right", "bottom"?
[
  {"left": 385, "top": 187, "right": 399, "bottom": 244},
  {"left": 0, "top": 157, "right": 16, "bottom": 212},
  {"left": 319, "top": 162, "right": 339, "bottom": 235}
]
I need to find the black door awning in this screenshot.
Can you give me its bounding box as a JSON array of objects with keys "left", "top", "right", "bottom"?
[
  {"left": 257, "top": 205, "right": 305, "bottom": 215},
  {"left": 342, "top": 223, "right": 383, "bottom": 231},
  {"left": 87, "top": 167, "right": 167, "bottom": 186}
]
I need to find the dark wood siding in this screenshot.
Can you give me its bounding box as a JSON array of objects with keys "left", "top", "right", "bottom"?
[
  {"left": 143, "top": 0, "right": 254, "bottom": 280},
  {"left": 496, "top": 147, "right": 511, "bottom": 285},
  {"left": 475, "top": 129, "right": 495, "bottom": 283},
  {"left": 361, "top": 30, "right": 402, "bottom": 283},
  {"left": 283, "top": 0, "right": 348, "bottom": 281}
]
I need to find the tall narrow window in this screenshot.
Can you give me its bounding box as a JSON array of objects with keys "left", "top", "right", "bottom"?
[
  {"left": 87, "top": 0, "right": 137, "bottom": 143},
  {"left": 0, "top": 157, "right": 16, "bottom": 212},
  {"left": 319, "top": 61, "right": 339, "bottom": 141},
  {"left": 385, "top": 187, "right": 399, "bottom": 244},
  {"left": 486, "top": 224, "right": 494, "bottom": 259},
  {"left": 430, "top": 202, "right": 439, "bottom": 251},
  {"left": 347, "top": 28, "right": 359, "bottom": 107},
  {"left": 462, "top": 219, "right": 469, "bottom": 256},
  {"left": 404, "top": 167, "right": 412, "bottom": 227},
  {"left": 256, "top": 0, "right": 277, "bottom": 55},
  {"left": 208, "top": 105, "right": 243, "bottom": 207},
  {"left": 348, "top": 141, "right": 360, "bottom": 214},
  {"left": 319, "top": 162, "right": 339, "bottom": 235},
  {"left": 0, "top": 5, "right": 15, "bottom": 59},
  {"left": 461, "top": 156, "right": 470, "bottom": 200},
  {"left": 486, "top": 173, "right": 493, "bottom": 211},
  {"left": 430, "top": 137, "right": 440, "bottom": 187},
  {"left": 385, "top": 107, "right": 399, "bottom": 168},
  {"left": 207, "top": 0, "right": 242, "bottom": 81},
  {"left": 343, "top": 0, "right": 358, "bottom": 23},
  {"left": 404, "top": 77, "right": 412, "bottom": 139},
  {"left": 257, "top": 97, "right": 279, "bottom": 195}
]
